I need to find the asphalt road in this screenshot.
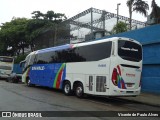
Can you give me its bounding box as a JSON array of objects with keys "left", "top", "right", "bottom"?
[{"left": 0, "top": 80, "right": 159, "bottom": 120}]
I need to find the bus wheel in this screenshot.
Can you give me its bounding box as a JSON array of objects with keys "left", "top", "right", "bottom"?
[
  {"left": 75, "top": 83, "right": 84, "bottom": 98},
  {"left": 63, "top": 81, "right": 71, "bottom": 96}
]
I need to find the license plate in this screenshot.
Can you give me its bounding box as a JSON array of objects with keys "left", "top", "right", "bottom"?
[{"left": 127, "top": 83, "right": 133, "bottom": 87}]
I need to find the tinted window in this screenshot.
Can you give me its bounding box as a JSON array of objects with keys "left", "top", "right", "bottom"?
[
  {"left": 118, "top": 40, "right": 142, "bottom": 62},
  {"left": 36, "top": 51, "right": 55, "bottom": 64},
  {"left": 75, "top": 41, "right": 112, "bottom": 61},
  {"left": 0, "top": 57, "right": 13, "bottom": 62},
  {"left": 35, "top": 41, "right": 112, "bottom": 64}
]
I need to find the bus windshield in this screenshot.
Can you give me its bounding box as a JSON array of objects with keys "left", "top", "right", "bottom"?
[
  {"left": 118, "top": 40, "right": 142, "bottom": 62},
  {"left": 0, "top": 56, "right": 14, "bottom": 78}
]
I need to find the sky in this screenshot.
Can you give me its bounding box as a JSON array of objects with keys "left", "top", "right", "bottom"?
[{"left": 0, "top": 0, "right": 160, "bottom": 25}]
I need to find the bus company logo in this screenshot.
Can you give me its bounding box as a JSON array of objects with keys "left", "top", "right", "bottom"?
[
  {"left": 98, "top": 64, "right": 106, "bottom": 67},
  {"left": 121, "top": 47, "right": 138, "bottom": 52},
  {"left": 32, "top": 66, "right": 45, "bottom": 70},
  {"left": 126, "top": 73, "right": 135, "bottom": 77}
]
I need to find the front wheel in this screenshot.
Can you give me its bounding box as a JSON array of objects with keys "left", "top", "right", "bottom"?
[
  {"left": 63, "top": 81, "right": 72, "bottom": 96},
  {"left": 26, "top": 79, "right": 34, "bottom": 87},
  {"left": 75, "top": 83, "right": 84, "bottom": 98}
]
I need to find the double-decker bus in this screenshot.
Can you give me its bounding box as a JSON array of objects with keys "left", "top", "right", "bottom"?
[
  {"left": 21, "top": 37, "right": 142, "bottom": 97},
  {"left": 0, "top": 56, "right": 14, "bottom": 79}
]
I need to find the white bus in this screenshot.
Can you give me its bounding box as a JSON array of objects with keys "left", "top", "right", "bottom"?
[
  {"left": 0, "top": 56, "right": 14, "bottom": 79},
  {"left": 21, "top": 37, "right": 142, "bottom": 97}
]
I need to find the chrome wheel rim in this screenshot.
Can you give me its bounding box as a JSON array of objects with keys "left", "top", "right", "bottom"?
[
  {"left": 64, "top": 84, "right": 70, "bottom": 93},
  {"left": 76, "top": 86, "right": 82, "bottom": 96}
]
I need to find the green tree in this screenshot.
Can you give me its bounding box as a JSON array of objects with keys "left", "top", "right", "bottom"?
[
  {"left": 126, "top": 0, "right": 149, "bottom": 30},
  {"left": 0, "top": 10, "right": 67, "bottom": 56},
  {"left": 25, "top": 19, "right": 48, "bottom": 51},
  {"left": 150, "top": 0, "right": 160, "bottom": 24},
  {"left": 111, "top": 21, "right": 128, "bottom": 34},
  {"left": 0, "top": 31, "right": 8, "bottom": 55},
  {"left": 31, "top": 11, "right": 44, "bottom": 19},
  {"left": 0, "top": 18, "right": 29, "bottom": 56},
  {"left": 27, "top": 10, "right": 67, "bottom": 48},
  {"left": 45, "top": 11, "right": 55, "bottom": 20}
]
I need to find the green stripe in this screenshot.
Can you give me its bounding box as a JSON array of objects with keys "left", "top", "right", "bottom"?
[{"left": 53, "top": 63, "right": 66, "bottom": 88}]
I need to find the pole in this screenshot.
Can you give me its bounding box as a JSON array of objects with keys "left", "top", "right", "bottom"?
[
  {"left": 91, "top": 8, "right": 93, "bottom": 40},
  {"left": 117, "top": 3, "right": 121, "bottom": 25}
]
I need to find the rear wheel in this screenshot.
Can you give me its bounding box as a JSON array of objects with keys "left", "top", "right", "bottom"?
[
  {"left": 75, "top": 83, "right": 84, "bottom": 98},
  {"left": 63, "top": 81, "right": 72, "bottom": 95}
]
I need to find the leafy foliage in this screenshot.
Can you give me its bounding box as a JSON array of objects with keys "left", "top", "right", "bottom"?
[
  {"left": 112, "top": 21, "right": 128, "bottom": 34},
  {"left": 14, "top": 54, "right": 27, "bottom": 64},
  {"left": 126, "top": 0, "right": 149, "bottom": 30},
  {"left": 0, "top": 18, "right": 29, "bottom": 56},
  {"left": 0, "top": 10, "right": 67, "bottom": 56},
  {"left": 150, "top": 0, "right": 160, "bottom": 23}
]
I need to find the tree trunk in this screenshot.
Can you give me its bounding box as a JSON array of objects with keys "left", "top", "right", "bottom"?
[
  {"left": 129, "top": 11, "right": 132, "bottom": 30},
  {"left": 54, "top": 25, "right": 57, "bottom": 46}
]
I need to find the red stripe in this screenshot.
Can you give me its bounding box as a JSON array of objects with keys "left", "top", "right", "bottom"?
[
  {"left": 56, "top": 68, "right": 63, "bottom": 88},
  {"left": 117, "top": 65, "right": 121, "bottom": 76},
  {"left": 121, "top": 80, "right": 124, "bottom": 89}
]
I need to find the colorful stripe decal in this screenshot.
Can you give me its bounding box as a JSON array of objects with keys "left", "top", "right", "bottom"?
[
  {"left": 112, "top": 65, "right": 126, "bottom": 89},
  {"left": 53, "top": 63, "right": 66, "bottom": 89},
  {"left": 117, "top": 65, "right": 121, "bottom": 76}
]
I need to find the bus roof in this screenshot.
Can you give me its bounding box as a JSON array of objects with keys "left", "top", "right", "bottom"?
[
  {"left": 36, "top": 44, "right": 71, "bottom": 54},
  {"left": 72, "top": 37, "right": 136, "bottom": 47},
  {"left": 35, "top": 37, "right": 140, "bottom": 54}
]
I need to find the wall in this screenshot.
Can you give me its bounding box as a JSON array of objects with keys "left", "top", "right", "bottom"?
[{"left": 13, "top": 64, "right": 22, "bottom": 74}]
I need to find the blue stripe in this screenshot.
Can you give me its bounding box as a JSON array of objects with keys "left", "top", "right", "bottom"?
[{"left": 37, "top": 44, "right": 70, "bottom": 54}]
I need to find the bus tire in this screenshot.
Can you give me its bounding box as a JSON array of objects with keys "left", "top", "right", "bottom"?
[
  {"left": 63, "top": 81, "right": 72, "bottom": 96},
  {"left": 75, "top": 83, "right": 84, "bottom": 98},
  {"left": 11, "top": 78, "right": 14, "bottom": 83},
  {"left": 5, "top": 78, "right": 9, "bottom": 82}
]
